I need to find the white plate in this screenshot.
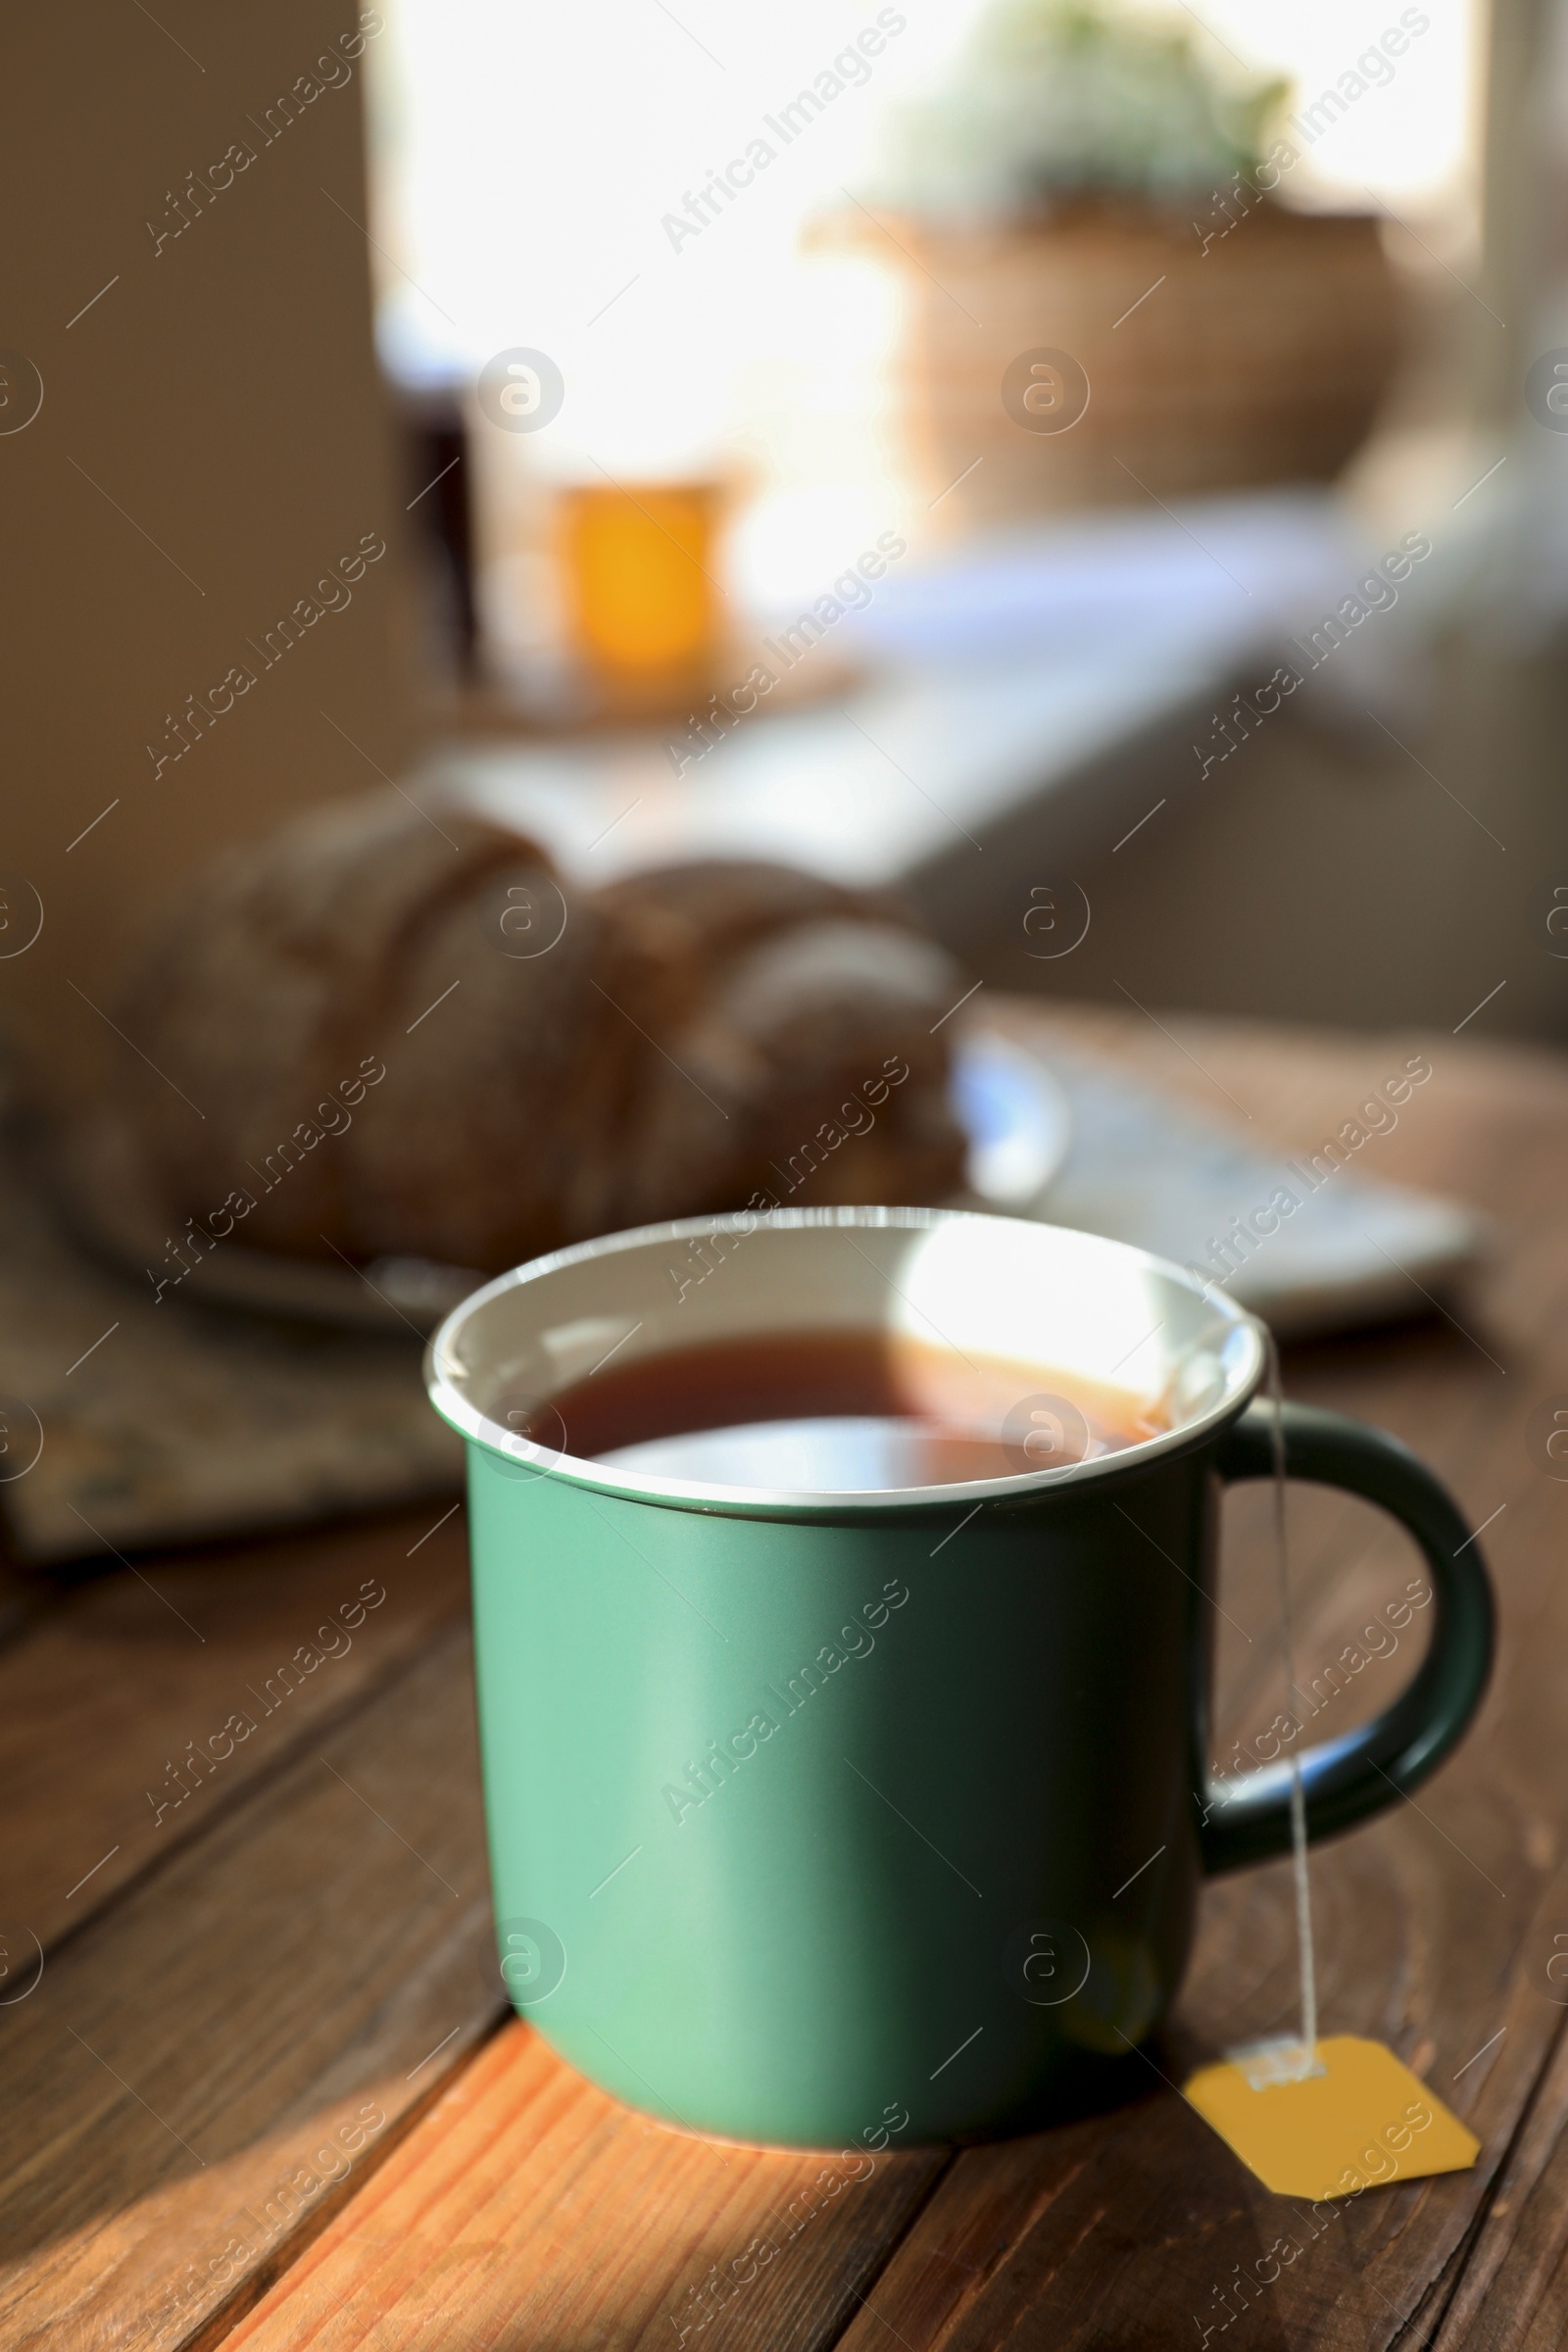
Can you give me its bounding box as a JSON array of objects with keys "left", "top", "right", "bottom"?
[{"left": 1018, "top": 1039, "right": 1485, "bottom": 1340}]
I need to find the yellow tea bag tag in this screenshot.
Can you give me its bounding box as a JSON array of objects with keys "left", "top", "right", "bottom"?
[{"left": 1184, "top": 2034, "right": 1480, "bottom": 2199}]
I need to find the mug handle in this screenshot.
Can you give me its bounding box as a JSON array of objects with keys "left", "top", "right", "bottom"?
[{"left": 1200, "top": 1398, "right": 1494, "bottom": 1874}]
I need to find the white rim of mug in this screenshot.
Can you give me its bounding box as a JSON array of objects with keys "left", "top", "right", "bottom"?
[{"left": 423, "top": 1205, "right": 1266, "bottom": 1513}]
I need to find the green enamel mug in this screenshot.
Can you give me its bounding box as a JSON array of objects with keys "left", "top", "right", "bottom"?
[{"left": 424, "top": 1207, "right": 1494, "bottom": 2148}]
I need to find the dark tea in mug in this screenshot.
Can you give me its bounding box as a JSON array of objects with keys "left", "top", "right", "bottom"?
[{"left": 522, "top": 1328, "right": 1168, "bottom": 1492}]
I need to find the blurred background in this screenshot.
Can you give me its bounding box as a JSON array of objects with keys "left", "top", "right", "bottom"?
[{"left": 7, "top": 0, "right": 1567, "bottom": 1063}]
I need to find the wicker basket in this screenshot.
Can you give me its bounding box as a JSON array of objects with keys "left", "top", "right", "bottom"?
[{"left": 851, "top": 202, "right": 1404, "bottom": 528}]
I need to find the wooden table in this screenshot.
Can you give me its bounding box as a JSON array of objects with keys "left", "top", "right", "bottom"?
[{"left": 5, "top": 1004, "right": 1567, "bottom": 2352}]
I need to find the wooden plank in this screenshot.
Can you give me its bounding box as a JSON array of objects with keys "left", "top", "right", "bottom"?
[
  {"left": 219, "top": 2020, "right": 950, "bottom": 2352},
  {"left": 0, "top": 1621, "right": 497, "bottom": 2352},
  {"left": 813, "top": 1013, "right": 1568, "bottom": 2350},
  {"left": 0, "top": 1503, "right": 468, "bottom": 1953},
  {"left": 1420, "top": 2014, "right": 1568, "bottom": 2351}
]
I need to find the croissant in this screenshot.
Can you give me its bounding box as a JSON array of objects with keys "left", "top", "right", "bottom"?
[{"left": 107, "top": 792, "right": 970, "bottom": 1274}]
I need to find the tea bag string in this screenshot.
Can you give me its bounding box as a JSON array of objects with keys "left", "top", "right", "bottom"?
[{"left": 1264, "top": 1326, "right": 1318, "bottom": 2072}]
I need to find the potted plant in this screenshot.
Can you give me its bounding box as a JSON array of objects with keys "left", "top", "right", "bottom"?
[{"left": 835, "top": 0, "right": 1404, "bottom": 525}]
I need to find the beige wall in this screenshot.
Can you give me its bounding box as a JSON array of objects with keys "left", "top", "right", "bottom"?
[{"left": 0, "top": 2, "right": 408, "bottom": 1089}]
